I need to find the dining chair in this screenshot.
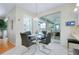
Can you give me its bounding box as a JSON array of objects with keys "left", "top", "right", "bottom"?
[
  {"left": 39, "top": 33, "right": 52, "bottom": 54},
  {"left": 26, "top": 31, "right": 31, "bottom": 35},
  {"left": 20, "top": 32, "right": 36, "bottom": 54},
  {"left": 41, "top": 31, "right": 46, "bottom": 39}
]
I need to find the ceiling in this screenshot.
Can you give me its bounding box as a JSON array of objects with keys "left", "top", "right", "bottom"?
[
  {"left": 0, "top": 3, "right": 69, "bottom": 17},
  {"left": 17, "top": 3, "right": 66, "bottom": 14},
  {"left": 0, "top": 3, "right": 15, "bottom": 17}
]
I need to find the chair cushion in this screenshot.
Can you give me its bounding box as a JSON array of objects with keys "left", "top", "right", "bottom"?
[{"left": 73, "top": 49, "right": 79, "bottom": 55}]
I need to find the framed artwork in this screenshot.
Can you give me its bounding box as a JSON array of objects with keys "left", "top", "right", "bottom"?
[
  {"left": 66, "top": 21, "right": 75, "bottom": 26},
  {"left": 11, "top": 20, "right": 13, "bottom": 30}
]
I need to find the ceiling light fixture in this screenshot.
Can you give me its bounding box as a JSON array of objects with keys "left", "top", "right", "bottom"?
[
  {"left": 74, "top": 3, "right": 79, "bottom": 12},
  {"left": 33, "top": 3, "right": 38, "bottom": 20},
  {"left": 74, "top": 8, "right": 78, "bottom": 12}
]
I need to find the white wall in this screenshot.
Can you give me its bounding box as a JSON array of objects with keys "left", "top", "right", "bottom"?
[
  {"left": 6, "top": 7, "right": 16, "bottom": 45},
  {"left": 6, "top": 6, "right": 34, "bottom": 47},
  {"left": 39, "top": 3, "right": 77, "bottom": 47},
  {"left": 15, "top": 6, "right": 34, "bottom": 46}
]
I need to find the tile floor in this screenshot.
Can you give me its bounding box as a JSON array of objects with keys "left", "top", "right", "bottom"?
[{"left": 2, "top": 39, "right": 71, "bottom": 55}]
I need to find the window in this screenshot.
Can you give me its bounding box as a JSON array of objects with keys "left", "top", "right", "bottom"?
[
  {"left": 55, "top": 24, "right": 60, "bottom": 31},
  {"left": 23, "top": 16, "right": 32, "bottom": 32},
  {"left": 38, "top": 21, "right": 46, "bottom": 31},
  {"left": 40, "top": 23, "right": 46, "bottom": 29}
]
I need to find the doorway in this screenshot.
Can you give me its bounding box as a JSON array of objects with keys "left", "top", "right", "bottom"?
[
  {"left": 0, "top": 18, "right": 15, "bottom": 54},
  {"left": 39, "top": 12, "right": 61, "bottom": 42}
]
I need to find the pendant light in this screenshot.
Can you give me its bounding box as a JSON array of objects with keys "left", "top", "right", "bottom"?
[
  {"left": 33, "top": 3, "right": 38, "bottom": 20},
  {"left": 35, "top": 3, "right": 38, "bottom": 17}
]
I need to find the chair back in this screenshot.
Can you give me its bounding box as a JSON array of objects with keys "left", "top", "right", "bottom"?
[
  {"left": 20, "top": 32, "right": 34, "bottom": 47},
  {"left": 26, "top": 31, "right": 31, "bottom": 35},
  {"left": 46, "top": 33, "right": 51, "bottom": 44},
  {"left": 42, "top": 31, "right": 46, "bottom": 35},
  {"left": 42, "top": 31, "right": 46, "bottom": 39}
]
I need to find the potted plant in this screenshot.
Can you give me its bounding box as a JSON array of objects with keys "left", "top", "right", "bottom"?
[{"left": 0, "top": 19, "right": 7, "bottom": 39}]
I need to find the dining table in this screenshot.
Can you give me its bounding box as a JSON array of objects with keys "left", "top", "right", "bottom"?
[
  {"left": 28, "top": 34, "right": 44, "bottom": 43},
  {"left": 28, "top": 33, "right": 45, "bottom": 54}
]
